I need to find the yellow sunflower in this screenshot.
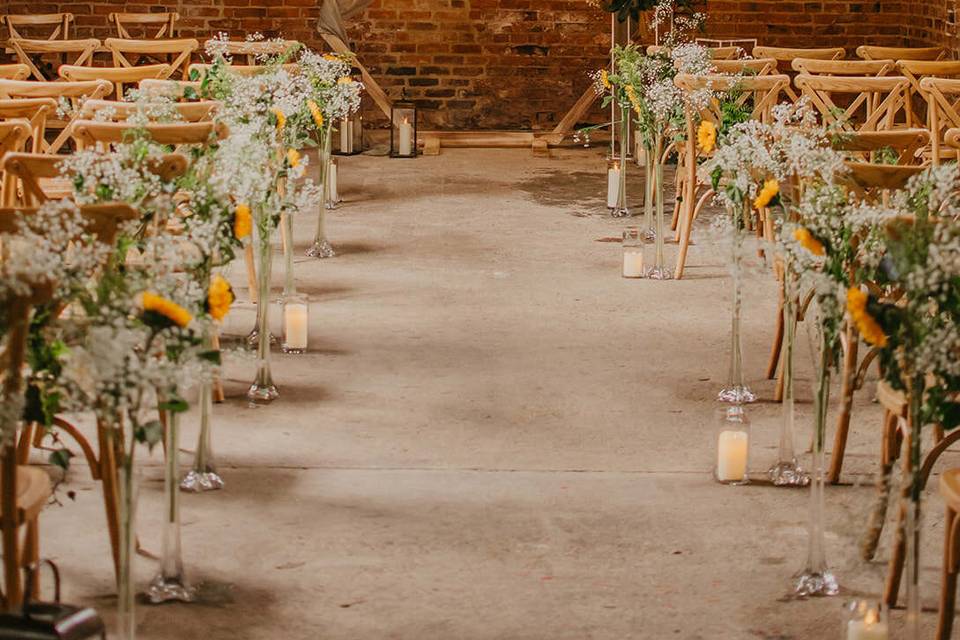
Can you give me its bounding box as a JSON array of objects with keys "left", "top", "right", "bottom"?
[
  {"left": 207, "top": 274, "right": 235, "bottom": 322},
  {"left": 337, "top": 76, "right": 354, "bottom": 85},
  {"left": 600, "top": 69, "right": 611, "bottom": 90},
  {"left": 624, "top": 85, "right": 641, "bottom": 115},
  {"left": 287, "top": 148, "right": 301, "bottom": 168},
  {"left": 846, "top": 287, "right": 888, "bottom": 348},
  {"left": 697, "top": 120, "right": 716, "bottom": 154},
  {"left": 234, "top": 203, "right": 252, "bottom": 240},
  {"left": 272, "top": 108, "right": 287, "bottom": 133},
  {"left": 307, "top": 100, "right": 324, "bottom": 129},
  {"left": 142, "top": 292, "right": 193, "bottom": 328},
  {"left": 754, "top": 178, "right": 780, "bottom": 210},
  {"left": 793, "top": 227, "right": 825, "bottom": 256}
]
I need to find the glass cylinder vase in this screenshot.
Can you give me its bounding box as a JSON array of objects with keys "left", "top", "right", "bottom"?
[
  {"left": 306, "top": 127, "right": 336, "bottom": 259},
  {"left": 147, "top": 404, "right": 196, "bottom": 603},
  {"left": 718, "top": 201, "right": 756, "bottom": 404},
  {"left": 180, "top": 376, "right": 223, "bottom": 493},
  {"left": 282, "top": 294, "right": 309, "bottom": 354},
  {"left": 647, "top": 131, "right": 672, "bottom": 280},
  {"left": 248, "top": 217, "right": 279, "bottom": 404},
  {"left": 622, "top": 227, "right": 646, "bottom": 279},
  {"left": 642, "top": 140, "right": 655, "bottom": 242}
]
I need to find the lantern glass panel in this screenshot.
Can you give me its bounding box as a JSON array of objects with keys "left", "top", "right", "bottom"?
[{"left": 390, "top": 102, "right": 417, "bottom": 158}]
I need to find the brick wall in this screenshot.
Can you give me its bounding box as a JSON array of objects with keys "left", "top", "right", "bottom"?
[{"left": 2, "top": 0, "right": 948, "bottom": 129}]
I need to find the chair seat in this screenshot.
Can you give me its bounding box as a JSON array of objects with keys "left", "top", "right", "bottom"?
[
  {"left": 0, "top": 467, "right": 51, "bottom": 525},
  {"left": 941, "top": 469, "right": 960, "bottom": 512},
  {"left": 876, "top": 380, "right": 907, "bottom": 416}
]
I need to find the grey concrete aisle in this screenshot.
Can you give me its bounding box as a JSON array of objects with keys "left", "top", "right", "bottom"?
[{"left": 41, "top": 148, "right": 956, "bottom": 639}]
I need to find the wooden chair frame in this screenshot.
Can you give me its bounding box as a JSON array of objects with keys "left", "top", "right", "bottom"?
[
  {"left": 0, "top": 119, "right": 32, "bottom": 209},
  {"left": 109, "top": 12, "right": 179, "bottom": 39},
  {"left": 0, "top": 13, "right": 73, "bottom": 41},
  {"left": 78, "top": 98, "right": 218, "bottom": 122},
  {"left": 0, "top": 99, "right": 55, "bottom": 153},
  {"left": 753, "top": 46, "right": 845, "bottom": 99},
  {"left": 58, "top": 63, "right": 173, "bottom": 101},
  {"left": 186, "top": 62, "right": 300, "bottom": 80},
  {"left": 104, "top": 38, "right": 199, "bottom": 80},
  {"left": 791, "top": 58, "right": 895, "bottom": 77},
  {"left": 213, "top": 39, "right": 301, "bottom": 65},
  {"left": 69, "top": 119, "right": 229, "bottom": 150},
  {"left": 0, "top": 64, "right": 29, "bottom": 81},
  {"left": 7, "top": 38, "right": 99, "bottom": 81},
  {"left": 938, "top": 468, "right": 960, "bottom": 640},
  {"left": 0, "top": 79, "right": 112, "bottom": 153},
  {"left": 795, "top": 74, "right": 910, "bottom": 132},
  {"left": 899, "top": 61, "right": 960, "bottom": 132},
  {"left": 920, "top": 77, "right": 960, "bottom": 165},
  {"left": 710, "top": 57, "right": 777, "bottom": 76},
  {"left": 857, "top": 45, "right": 948, "bottom": 61}
]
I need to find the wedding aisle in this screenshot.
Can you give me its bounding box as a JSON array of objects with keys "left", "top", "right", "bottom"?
[{"left": 38, "top": 148, "right": 946, "bottom": 639}]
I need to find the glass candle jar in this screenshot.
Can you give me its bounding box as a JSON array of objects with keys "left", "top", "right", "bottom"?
[
  {"left": 606, "top": 158, "right": 621, "bottom": 210},
  {"left": 844, "top": 601, "right": 888, "bottom": 640},
  {"left": 622, "top": 227, "right": 645, "bottom": 279},
  {"left": 282, "top": 294, "right": 309, "bottom": 354},
  {"left": 715, "top": 405, "right": 750, "bottom": 485}
]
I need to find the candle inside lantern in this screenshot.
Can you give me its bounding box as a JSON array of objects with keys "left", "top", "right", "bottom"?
[
  {"left": 399, "top": 117, "right": 413, "bottom": 156},
  {"left": 282, "top": 299, "right": 309, "bottom": 353},
  {"left": 847, "top": 607, "right": 888, "bottom": 640},
  {"left": 607, "top": 160, "right": 620, "bottom": 209},
  {"left": 716, "top": 430, "right": 748, "bottom": 482}
]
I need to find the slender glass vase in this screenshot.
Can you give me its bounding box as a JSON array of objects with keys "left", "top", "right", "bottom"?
[
  {"left": 610, "top": 108, "right": 630, "bottom": 218},
  {"left": 769, "top": 266, "right": 808, "bottom": 486},
  {"left": 903, "top": 376, "right": 924, "bottom": 640},
  {"left": 282, "top": 208, "right": 296, "bottom": 298},
  {"left": 306, "top": 128, "right": 336, "bottom": 259},
  {"left": 642, "top": 139, "right": 655, "bottom": 242},
  {"left": 647, "top": 131, "right": 672, "bottom": 280},
  {"left": 246, "top": 223, "right": 276, "bottom": 350},
  {"left": 794, "top": 332, "right": 838, "bottom": 597},
  {"left": 247, "top": 219, "right": 279, "bottom": 404},
  {"left": 147, "top": 405, "right": 196, "bottom": 603},
  {"left": 116, "top": 425, "right": 138, "bottom": 640},
  {"left": 718, "top": 202, "right": 756, "bottom": 403},
  {"left": 180, "top": 374, "right": 223, "bottom": 492}
]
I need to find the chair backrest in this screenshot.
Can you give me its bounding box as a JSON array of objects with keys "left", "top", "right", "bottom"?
[
  {"left": 942, "top": 128, "right": 960, "bottom": 164},
  {"left": 830, "top": 129, "right": 929, "bottom": 165},
  {"left": 0, "top": 119, "right": 33, "bottom": 204},
  {"left": 58, "top": 64, "right": 173, "bottom": 100},
  {"left": 109, "top": 12, "right": 179, "bottom": 39},
  {"left": 791, "top": 58, "right": 895, "bottom": 77},
  {"left": 645, "top": 45, "right": 741, "bottom": 60},
  {"left": 7, "top": 38, "right": 100, "bottom": 81},
  {"left": 674, "top": 73, "right": 792, "bottom": 126},
  {"left": 896, "top": 60, "right": 960, "bottom": 129},
  {"left": 857, "top": 45, "right": 947, "bottom": 61},
  {"left": 79, "top": 99, "right": 219, "bottom": 122},
  {"left": 919, "top": 76, "right": 960, "bottom": 164},
  {"left": 0, "top": 99, "right": 57, "bottom": 153},
  {"left": 69, "top": 120, "right": 228, "bottom": 149},
  {"left": 211, "top": 39, "right": 301, "bottom": 65},
  {"left": 0, "top": 13, "right": 73, "bottom": 40},
  {"left": 104, "top": 38, "right": 199, "bottom": 79},
  {"left": 137, "top": 79, "right": 203, "bottom": 100},
  {"left": 0, "top": 79, "right": 113, "bottom": 153},
  {"left": 841, "top": 161, "right": 926, "bottom": 202},
  {"left": 0, "top": 65, "right": 29, "bottom": 81},
  {"left": 710, "top": 58, "right": 777, "bottom": 76},
  {"left": 795, "top": 74, "right": 910, "bottom": 132},
  {"left": 187, "top": 62, "right": 300, "bottom": 80}
]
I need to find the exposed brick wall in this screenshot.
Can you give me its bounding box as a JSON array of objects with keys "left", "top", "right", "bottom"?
[{"left": 1, "top": 0, "right": 948, "bottom": 128}]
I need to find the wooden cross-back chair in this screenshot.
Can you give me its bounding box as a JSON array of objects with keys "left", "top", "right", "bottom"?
[
  {"left": 212, "top": 39, "right": 301, "bottom": 65},
  {"left": 795, "top": 74, "right": 910, "bottom": 132},
  {"left": 901, "top": 63, "right": 960, "bottom": 135},
  {"left": 104, "top": 38, "right": 199, "bottom": 80},
  {"left": 186, "top": 62, "right": 300, "bottom": 80},
  {"left": 671, "top": 73, "right": 791, "bottom": 279},
  {"left": 0, "top": 65, "right": 29, "bottom": 81},
  {"left": 943, "top": 128, "right": 960, "bottom": 163},
  {"left": 857, "top": 45, "right": 948, "bottom": 62},
  {"left": 0, "top": 277, "right": 53, "bottom": 610},
  {"left": 710, "top": 57, "right": 777, "bottom": 76},
  {"left": 0, "top": 79, "right": 112, "bottom": 153},
  {"left": 69, "top": 119, "right": 228, "bottom": 150},
  {"left": 791, "top": 58, "right": 895, "bottom": 77},
  {"left": 753, "top": 46, "right": 845, "bottom": 99},
  {"left": 0, "top": 13, "right": 72, "bottom": 40},
  {"left": 0, "top": 100, "right": 55, "bottom": 153},
  {"left": 78, "top": 98, "right": 219, "bottom": 123},
  {"left": 109, "top": 12, "right": 178, "bottom": 39},
  {"left": 138, "top": 78, "right": 202, "bottom": 100},
  {"left": 7, "top": 38, "right": 99, "bottom": 81},
  {"left": 830, "top": 128, "right": 930, "bottom": 165},
  {"left": 920, "top": 77, "right": 960, "bottom": 165},
  {"left": 0, "top": 120, "right": 32, "bottom": 212},
  {"left": 646, "top": 44, "right": 741, "bottom": 60},
  {"left": 58, "top": 64, "right": 173, "bottom": 101}
]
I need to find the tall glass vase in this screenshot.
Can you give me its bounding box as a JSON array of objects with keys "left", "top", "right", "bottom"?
[
  {"left": 116, "top": 424, "right": 137, "bottom": 640},
  {"left": 794, "top": 331, "right": 838, "bottom": 596},
  {"left": 718, "top": 201, "right": 756, "bottom": 403},
  {"left": 281, "top": 207, "right": 296, "bottom": 298},
  {"left": 306, "top": 127, "right": 335, "bottom": 259},
  {"left": 147, "top": 404, "right": 196, "bottom": 603},
  {"left": 903, "top": 376, "right": 924, "bottom": 640},
  {"left": 642, "top": 139, "right": 655, "bottom": 242},
  {"left": 247, "top": 219, "right": 279, "bottom": 404},
  {"left": 647, "top": 131, "right": 672, "bottom": 280},
  {"left": 611, "top": 107, "right": 630, "bottom": 218},
  {"left": 180, "top": 369, "right": 223, "bottom": 492},
  {"left": 769, "top": 265, "right": 808, "bottom": 486}
]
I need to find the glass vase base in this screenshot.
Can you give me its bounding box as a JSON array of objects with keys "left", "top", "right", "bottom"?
[
  {"left": 306, "top": 240, "right": 336, "bottom": 259},
  {"left": 245, "top": 329, "right": 276, "bottom": 350},
  {"left": 642, "top": 228, "right": 656, "bottom": 242},
  {"left": 281, "top": 345, "right": 307, "bottom": 354},
  {"left": 146, "top": 574, "right": 196, "bottom": 604},
  {"left": 647, "top": 266, "right": 673, "bottom": 280},
  {"left": 768, "top": 461, "right": 810, "bottom": 487},
  {"left": 325, "top": 201, "right": 339, "bottom": 211},
  {"left": 246, "top": 382, "right": 278, "bottom": 405},
  {"left": 609, "top": 206, "right": 631, "bottom": 218},
  {"left": 180, "top": 469, "right": 224, "bottom": 493},
  {"left": 793, "top": 569, "right": 839, "bottom": 597},
  {"left": 718, "top": 385, "right": 757, "bottom": 404}
]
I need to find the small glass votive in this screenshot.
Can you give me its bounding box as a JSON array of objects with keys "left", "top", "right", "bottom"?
[
  {"left": 844, "top": 601, "right": 888, "bottom": 640},
  {"left": 282, "top": 294, "right": 309, "bottom": 354},
  {"left": 715, "top": 405, "right": 750, "bottom": 485},
  {"left": 606, "top": 158, "right": 621, "bottom": 210},
  {"left": 622, "top": 227, "right": 645, "bottom": 279}
]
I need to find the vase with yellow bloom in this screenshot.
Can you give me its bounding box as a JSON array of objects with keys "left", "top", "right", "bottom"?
[{"left": 306, "top": 126, "right": 336, "bottom": 259}]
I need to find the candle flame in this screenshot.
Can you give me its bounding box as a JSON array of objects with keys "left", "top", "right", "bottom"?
[
  {"left": 402, "top": 117, "right": 409, "bottom": 125},
  {"left": 864, "top": 609, "right": 878, "bottom": 626}
]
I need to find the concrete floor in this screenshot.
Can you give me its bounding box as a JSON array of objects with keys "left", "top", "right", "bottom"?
[{"left": 39, "top": 147, "right": 960, "bottom": 639}]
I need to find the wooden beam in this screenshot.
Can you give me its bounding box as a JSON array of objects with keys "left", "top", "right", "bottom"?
[{"left": 321, "top": 33, "right": 392, "bottom": 119}]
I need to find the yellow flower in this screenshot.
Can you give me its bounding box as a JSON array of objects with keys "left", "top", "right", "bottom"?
[
  {"left": 207, "top": 274, "right": 235, "bottom": 322},
  {"left": 624, "top": 84, "right": 641, "bottom": 115},
  {"left": 697, "top": 120, "right": 716, "bottom": 154},
  {"left": 323, "top": 53, "right": 339, "bottom": 61},
  {"left": 753, "top": 178, "right": 780, "bottom": 210},
  {"left": 338, "top": 76, "right": 353, "bottom": 84},
  {"left": 846, "top": 287, "right": 888, "bottom": 348},
  {"left": 287, "top": 148, "right": 301, "bottom": 168},
  {"left": 793, "top": 227, "right": 825, "bottom": 256},
  {"left": 600, "top": 69, "right": 611, "bottom": 89},
  {"left": 234, "top": 203, "right": 252, "bottom": 239},
  {"left": 142, "top": 292, "right": 193, "bottom": 328},
  {"left": 272, "top": 107, "right": 286, "bottom": 132},
  {"left": 307, "top": 100, "right": 324, "bottom": 129}
]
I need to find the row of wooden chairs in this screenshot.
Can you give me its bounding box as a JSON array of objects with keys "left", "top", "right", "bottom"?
[{"left": 2, "top": 12, "right": 179, "bottom": 41}]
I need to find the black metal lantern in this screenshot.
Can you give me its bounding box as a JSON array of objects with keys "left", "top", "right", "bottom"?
[
  {"left": 333, "top": 110, "right": 363, "bottom": 156},
  {"left": 389, "top": 100, "right": 417, "bottom": 158}
]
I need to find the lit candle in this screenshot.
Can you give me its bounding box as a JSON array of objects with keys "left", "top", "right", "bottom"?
[
  {"left": 716, "top": 430, "right": 748, "bottom": 482},
  {"left": 340, "top": 118, "right": 351, "bottom": 153},
  {"left": 847, "top": 610, "right": 888, "bottom": 640},
  {"left": 607, "top": 160, "right": 620, "bottom": 209},
  {"left": 328, "top": 160, "right": 339, "bottom": 204},
  {"left": 399, "top": 117, "right": 413, "bottom": 156},
  {"left": 283, "top": 302, "right": 308, "bottom": 352},
  {"left": 622, "top": 250, "right": 644, "bottom": 278},
  {"left": 634, "top": 131, "right": 647, "bottom": 167}
]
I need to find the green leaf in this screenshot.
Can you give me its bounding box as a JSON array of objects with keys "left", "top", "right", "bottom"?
[
  {"left": 198, "top": 350, "right": 222, "bottom": 365},
  {"left": 49, "top": 448, "right": 74, "bottom": 470},
  {"left": 158, "top": 396, "right": 189, "bottom": 413},
  {"left": 137, "top": 420, "right": 164, "bottom": 449}
]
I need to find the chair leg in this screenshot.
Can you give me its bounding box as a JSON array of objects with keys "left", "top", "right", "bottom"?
[
  {"left": 938, "top": 507, "right": 959, "bottom": 640},
  {"left": 884, "top": 430, "right": 912, "bottom": 607},
  {"left": 97, "top": 424, "right": 121, "bottom": 581},
  {"left": 829, "top": 326, "right": 859, "bottom": 485},
  {"left": 671, "top": 173, "right": 684, "bottom": 234},
  {"left": 23, "top": 519, "right": 39, "bottom": 599},
  {"left": 211, "top": 328, "right": 225, "bottom": 404},
  {"left": 766, "top": 294, "right": 785, "bottom": 381}
]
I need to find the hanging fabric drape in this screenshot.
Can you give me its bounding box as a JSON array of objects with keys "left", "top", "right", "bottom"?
[{"left": 317, "top": 0, "right": 374, "bottom": 43}]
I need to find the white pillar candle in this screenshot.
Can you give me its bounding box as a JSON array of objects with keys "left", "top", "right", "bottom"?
[
  {"left": 283, "top": 303, "right": 308, "bottom": 351},
  {"left": 622, "top": 250, "right": 644, "bottom": 278},
  {"left": 716, "top": 430, "right": 748, "bottom": 482},
  {"left": 340, "top": 118, "right": 351, "bottom": 153},
  {"left": 399, "top": 118, "right": 413, "bottom": 156},
  {"left": 328, "top": 161, "right": 339, "bottom": 203},
  {"left": 847, "top": 612, "right": 888, "bottom": 640},
  {"left": 607, "top": 162, "right": 620, "bottom": 209}
]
